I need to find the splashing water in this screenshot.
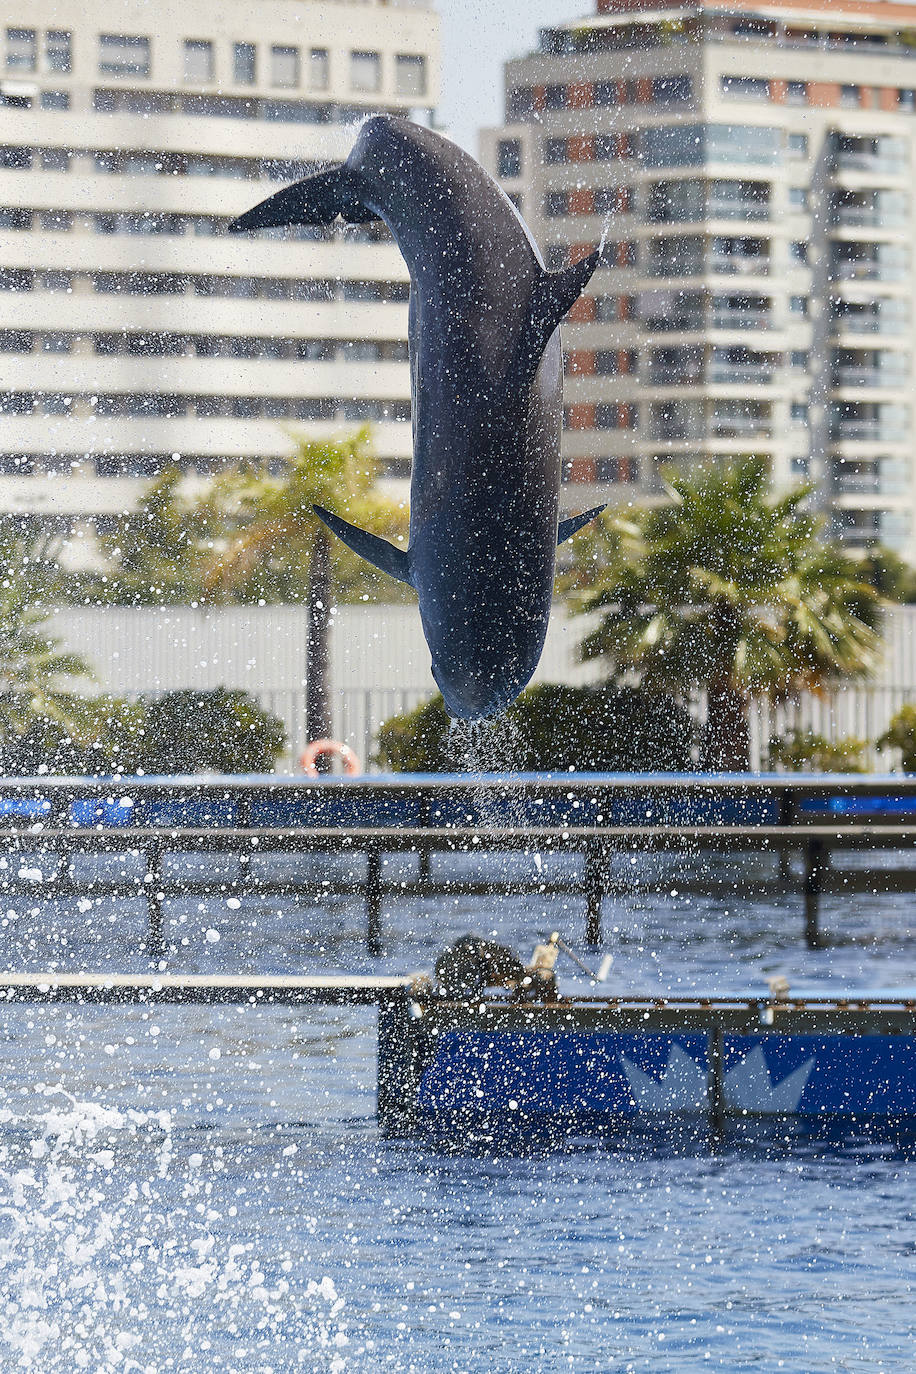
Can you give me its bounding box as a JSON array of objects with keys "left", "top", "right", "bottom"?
[
  {"left": 446, "top": 713, "right": 532, "bottom": 832},
  {"left": 0, "top": 1087, "right": 349, "bottom": 1373}
]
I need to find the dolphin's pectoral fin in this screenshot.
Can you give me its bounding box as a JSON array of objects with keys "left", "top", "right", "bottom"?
[
  {"left": 313, "top": 505, "right": 413, "bottom": 586},
  {"left": 557, "top": 505, "right": 606, "bottom": 545},
  {"left": 517, "top": 246, "right": 604, "bottom": 383},
  {"left": 229, "top": 167, "right": 380, "bottom": 232},
  {"left": 540, "top": 247, "right": 603, "bottom": 331}
]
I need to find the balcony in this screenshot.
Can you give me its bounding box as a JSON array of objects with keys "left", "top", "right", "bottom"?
[
  {"left": 648, "top": 367, "right": 703, "bottom": 386},
  {"left": 831, "top": 421, "right": 908, "bottom": 442},
  {"left": 707, "top": 254, "right": 769, "bottom": 276},
  {"left": 831, "top": 366, "right": 909, "bottom": 388},
  {"left": 834, "top": 471, "right": 911, "bottom": 496},
  {"left": 831, "top": 207, "right": 908, "bottom": 230},
  {"left": 710, "top": 416, "right": 772, "bottom": 438},
  {"left": 706, "top": 199, "right": 769, "bottom": 222},
  {"left": 832, "top": 260, "right": 907, "bottom": 284},
  {"left": 832, "top": 314, "right": 908, "bottom": 337},
  {"left": 832, "top": 153, "right": 908, "bottom": 176},
  {"left": 707, "top": 364, "right": 776, "bottom": 385},
  {"left": 710, "top": 308, "right": 772, "bottom": 330}
]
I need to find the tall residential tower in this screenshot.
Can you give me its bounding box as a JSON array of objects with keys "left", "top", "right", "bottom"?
[
  {"left": 0, "top": 0, "right": 439, "bottom": 538},
  {"left": 481, "top": 0, "right": 916, "bottom": 559}
]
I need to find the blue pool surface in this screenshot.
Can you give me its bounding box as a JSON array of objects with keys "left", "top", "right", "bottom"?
[{"left": 0, "top": 864, "right": 913, "bottom": 1371}]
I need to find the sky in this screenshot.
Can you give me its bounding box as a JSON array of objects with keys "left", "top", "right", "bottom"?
[{"left": 435, "top": 0, "right": 589, "bottom": 153}]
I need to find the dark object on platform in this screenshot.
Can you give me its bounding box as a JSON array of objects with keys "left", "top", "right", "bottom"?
[
  {"left": 434, "top": 935, "right": 557, "bottom": 1003},
  {"left": 374, "top": 685, "right": 697, "bottom": 773},
  {"left": 231, "top": 116, "right": 604, "bottom": 719}
]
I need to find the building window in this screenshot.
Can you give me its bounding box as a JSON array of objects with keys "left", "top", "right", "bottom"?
[
  {"left": 233, "top": 43, "right": 256, "bottom": 85},
  {"left": 497, "top": 139, "right": 521, "bottom": 179},
  {"left": 899, "top": 88, "right": 916, "bottom": 111},
  {"left": 41, "top": 90, "right": 70, "bottom": 110},
  {"left": 507, "top": 87, "right": 533, "bottom": 120},
  {"left": 788, "top": 187, "right": 808, "bottom": 210},
  {"left": 543, "top": 191, "right": 567, "bottom": 218},
  {"left": 39, "top": 209, "right": 71, "bottom": 231},
  {"left": 786, "top": 81, "right": 806, "bottom": 104},
  {"left": 351, "top": 50, "right": 380, "bottom": 93},
  {"left": 271, "top": 45, "right": 299, "bottom": 88},
  {"left": 841, "top": 83, "right": 860, "bottom": 107},
  {"left": 41, "top": 148, "right": 70, "bottom": 171},
  {"left": 6, "top": 28, "right": 36, "bottom": 71},
  {"left": 543, "top": 137, "right": 567, "bottom": 165},
  {"left": 787, "top": 133, "right": 808, "bottom": 159},
  {"left": 0, "top": 209, "right": 32, "bottom": 230},
  {"left": 789, "top": 241, "right": 808, "bottom": 264},
  {"left": 46, "top": 30, "right": 71, "bottom": 74},
  {"left": 720, "top": 76, "right": 770, "bottom": 101},
  {"left": 395, "top": 54, "right": 426, "bottom": 97},
  {"left": 653, "top": 75, "right": 691, "bottom": 103},
  {"left": 789, "top": 295, "right": 808, "bottom": 316},
  {"left": 184, "top": 40, "right": 214, "bottom": 84},
  {"left": 99, "top": 35, "right": 151, "bottom": 77},
  {"left": 594, "top": 80, "right": 617, "bottom": 107},
  {"left": 790, "top": 402, "right": 809, "bottom": 424},
  {"left": 544, "top": 83, "right": 566, "bottom": 111},
  {"left": 309, "top": 48, "right": 329, "bottom": 90},
  {"left": 790, "top": 350, "right": 809, "bottom": 368}
]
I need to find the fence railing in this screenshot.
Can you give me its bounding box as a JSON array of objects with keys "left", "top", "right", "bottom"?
[{"left": 240, "top": 684, "right": 915, "bottom": 774}]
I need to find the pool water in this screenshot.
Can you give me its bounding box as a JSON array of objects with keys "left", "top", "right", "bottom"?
[{"left": 0, "top": 877, "right": 914, "bottom": 1372}]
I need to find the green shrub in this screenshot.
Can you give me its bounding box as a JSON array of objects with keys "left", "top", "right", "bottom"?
[
  {"left": 0, "top": 695, "right": 147, "bottom": 776},
  {"left": 139, "top": 688, "right": 286, "bottom": 774},
  {"left": 767, "top": 728, "right": 868, "bottom": 773},
  {"left": 877, "top": 704, "right": 916, "bottom": 772},
  {"left": 374, "top": 684, "right": 697, "bottom": 773}
]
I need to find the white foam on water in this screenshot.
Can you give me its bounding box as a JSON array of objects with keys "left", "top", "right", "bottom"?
[{"left": 0, "top": 1087, "right": 350, "bottom": 1372}]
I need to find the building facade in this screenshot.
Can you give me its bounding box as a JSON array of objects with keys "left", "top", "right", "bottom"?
[
  {"left": 480, "top": 0, "right": 916, "bottom": 559},
  {"left": 0, "top": 0, "right": 439, "bottom": 538}
]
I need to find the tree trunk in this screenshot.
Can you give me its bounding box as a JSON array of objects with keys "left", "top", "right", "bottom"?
[
  {"left": 701, "top": 679, "right": 751, "bottom": 772},
  {"left": 306, "top": 526, "right": 332, "bottom": 766}
]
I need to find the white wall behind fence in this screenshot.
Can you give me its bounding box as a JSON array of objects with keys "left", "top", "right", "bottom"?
[{"left": 48, "top": 604, "right": 916, "bottom": 770}]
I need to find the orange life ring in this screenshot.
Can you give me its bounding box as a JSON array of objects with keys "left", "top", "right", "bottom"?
[{"left": 299, "top": 738, "right": 361, "bottom": 776}]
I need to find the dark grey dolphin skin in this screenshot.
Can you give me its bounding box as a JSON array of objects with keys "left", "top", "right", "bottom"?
[{"left": 230, "top": 116, "right": 604, "bottom": 718}]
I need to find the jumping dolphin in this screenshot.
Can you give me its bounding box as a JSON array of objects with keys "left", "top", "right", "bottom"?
[{"left": 230, "top": 116, "right": 604, "bottom": 719}]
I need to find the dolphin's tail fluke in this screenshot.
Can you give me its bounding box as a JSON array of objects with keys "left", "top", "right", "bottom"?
[
  {"left": 516, "top": 246, "right": 603, "bottom": 385},
  {"left": 313, "top": 505, "right": 413, "bottom": 586},
  {"left": 229, "top": 166, "right": 380, "bottom": 232}
]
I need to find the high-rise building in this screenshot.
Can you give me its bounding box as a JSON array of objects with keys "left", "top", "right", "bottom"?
[
  {"left": 0, "top": 0, "right": 439, "bottom": 540},
  {"left": 481, "top": 0, "right": 916, "bottom": 560}
]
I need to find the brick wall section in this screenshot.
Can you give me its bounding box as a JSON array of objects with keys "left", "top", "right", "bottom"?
[
  {"left": 567, "top": 351, "right": 596, "bottom": 375},
  {"left": 568, "top": 81, "right": 593, "bottom": 109},
  {"left": 808, "top": 82, "right": 840, "bottom": 107},
  {"left": 566, "top": 403, "right": 596, "bottom": 429},
  {"left": 569, "top": 188, "right": 595, "bottom": 215},
  {"left": 568, "top": 134, "right": 594, "bottom": 162},
  {"left": 880, "top": 86, "right": 899, "bottom": 111},
  {"left": 566, "top": 458, "right": 598, "bottom": 482},
  {"left": 567, "top": 295, "right": 597, "bottom": 324},
  {"left": 770, "top": 79, "right": 787, "bottom": 103}
]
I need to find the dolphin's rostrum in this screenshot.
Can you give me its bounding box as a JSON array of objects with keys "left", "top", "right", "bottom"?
[{"left": 231, "top": 116, "right": 604, "bottom": 719}]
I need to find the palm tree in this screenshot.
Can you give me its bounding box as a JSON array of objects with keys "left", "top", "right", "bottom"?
[
  {"left": 561, "top": 458, "right": 883, "bottom": 770},
  {"left": 201, "top": 432, "right": 408, "bottom": 749},
  {"left": 0, "top": 526, "right": 95, "bottom": 765}
]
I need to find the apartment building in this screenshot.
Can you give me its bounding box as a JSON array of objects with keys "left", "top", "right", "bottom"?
[
  {"left": 481, "top": 0, "right": 916, "bottom": 559},
  {"left": 0, "top": 0, "right": 439, "bottom": 538}
]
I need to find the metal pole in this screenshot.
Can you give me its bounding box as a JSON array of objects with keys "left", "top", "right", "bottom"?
[
  {"left": 376, "top": 987, "right": 419, "bottom": 1137},
  {"left": 584, "top": 841, "right": 605, "bottom": 947},
  {"left": 707, "top": 1024, "right": 726, "bottom": 1139},
  {"left": 146, "top": 841, "right": 164, "bottom": 959},
  {"left": 803, "top": 837, "right": 825, "bottom": 950},
  {"left": 366, "top": 847, "right": 383, "bottom": 956}
]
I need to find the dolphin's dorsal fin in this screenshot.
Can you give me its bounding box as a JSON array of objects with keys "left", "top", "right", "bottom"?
[
  {"left": 557, "top": 504, "right": 606, "bottom": 545},
  {"left": 313, "top": 504, "right": 412, "bottom": 585},
  {"left": 517, "top": 247, "right": 603, "bottom": 384}
]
